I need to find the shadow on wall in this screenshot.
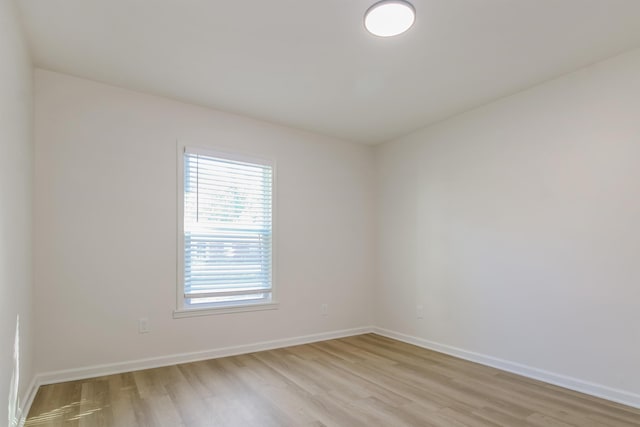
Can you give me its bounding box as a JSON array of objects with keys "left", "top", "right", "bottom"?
[{"left": 8, "top": 315, "right": 20, "bottom": 427}]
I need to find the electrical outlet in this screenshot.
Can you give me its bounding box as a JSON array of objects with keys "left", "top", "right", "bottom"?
[
  {"left": 321, "top": 304, "right": 328, "bottom": 316},
  {"left": 416, "top": 305, "right": 424, "bottom": 319},
  {"left": 138, "top": 317, "right": 150, "bottom": 334}
]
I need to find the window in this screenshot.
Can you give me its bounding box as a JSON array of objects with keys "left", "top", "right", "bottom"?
[{"left": 176, "top": 145, "right": 275, "bottom": 316}]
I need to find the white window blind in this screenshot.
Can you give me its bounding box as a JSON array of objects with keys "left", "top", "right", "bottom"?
[{"left": 182, "top": 148, "right": 273, "bottom": 308}]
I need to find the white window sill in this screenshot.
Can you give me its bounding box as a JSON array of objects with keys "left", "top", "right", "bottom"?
[{"left": 173, "top": 301, "right": 279, "bottom": 318}]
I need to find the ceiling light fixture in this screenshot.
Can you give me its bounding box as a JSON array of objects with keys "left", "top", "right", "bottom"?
[{"left": 364, "top": 0, "right": 415, "bottom": 37}]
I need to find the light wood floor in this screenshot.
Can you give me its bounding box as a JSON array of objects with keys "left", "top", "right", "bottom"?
[{"left": 26, "top": 334, "right": 640, "bottom": 426}]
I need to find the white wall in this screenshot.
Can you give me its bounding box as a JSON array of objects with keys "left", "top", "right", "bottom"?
[
  {"left": 34, "top": 69, "right": 375, "bottom": 374},
  {"left": 0, "top": 0, "right": 33, "bottom": 425},
  {"left": 376, "top": 48, "right": 640, "bottom": 401}
]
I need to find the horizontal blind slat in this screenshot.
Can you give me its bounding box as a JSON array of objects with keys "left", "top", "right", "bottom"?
[
  {"left": 184, "top": 153, "right": 272, "bottom": 174},
  {"left": 185, "top": 289, "right": 272, "bottom": 298}
]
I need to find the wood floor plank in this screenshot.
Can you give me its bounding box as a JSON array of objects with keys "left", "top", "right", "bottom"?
[{"left": 25, "top": 334, "right": 640, "bottom": 426}]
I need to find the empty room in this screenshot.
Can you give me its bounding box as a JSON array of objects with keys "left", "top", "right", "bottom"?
[{"left": 2, "top": 0, "right": 640, "bottom": 426}]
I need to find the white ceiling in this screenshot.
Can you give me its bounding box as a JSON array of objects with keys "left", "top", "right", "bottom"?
[{"left": 17, "top": 0, "right": 640, "bottom": 144}]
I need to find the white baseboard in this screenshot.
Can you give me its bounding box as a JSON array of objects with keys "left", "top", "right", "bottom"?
[
  {"left": 373, "top": 327, "right": 640, "bottom": 409},
  {"left": 18, "top": 376, "right": 39, "bottom": 427},
  {"left": 33, "top": 326, "right": 374, "bottom": 388}
]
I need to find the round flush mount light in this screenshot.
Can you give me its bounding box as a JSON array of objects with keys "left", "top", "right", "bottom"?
[{"left": 364, "top": 0, "right": 415, "bottom": 37}]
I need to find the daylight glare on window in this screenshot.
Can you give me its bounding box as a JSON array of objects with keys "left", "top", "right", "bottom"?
[{"left": 182, "top": 150, "right": 273, "bottom": 309}]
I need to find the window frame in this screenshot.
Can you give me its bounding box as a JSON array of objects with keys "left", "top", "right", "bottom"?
[{"left": 174, "top": 142, "right": 278, "bottom": 318}]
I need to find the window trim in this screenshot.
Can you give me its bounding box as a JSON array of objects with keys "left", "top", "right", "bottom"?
[{"left": 173, "top": 141, "right": 278, "bottom": 318}]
